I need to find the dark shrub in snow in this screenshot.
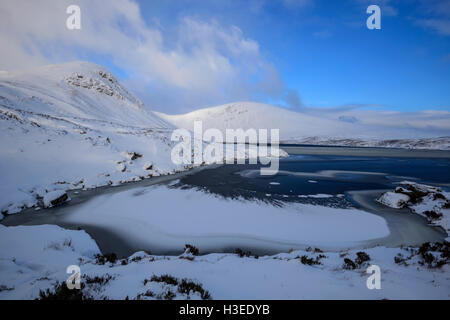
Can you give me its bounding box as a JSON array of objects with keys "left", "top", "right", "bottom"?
[
  {"left": 300, "top": 254, "right": 326, "bottom": 266},
  {"left": 184, "top": 244, "right": 199, "bottom": 256},
  {"left": 148, "top": 274, "right": 179, "bottom": 286},
  {"left": 234, "top": 248, "right": 252, "bottom": 258},
  {"left": 423, "top": 210, "right": 443, "bottom": 220},
  {"left": 355, "top": 251, "right": 371, "bottom": 265},
  {"left": 343, "top": 258, "right": 357, "bottom": 270},
  {"left": 136, "top": 290, "right": 154, "bottom": 299},
  {"left": 418, "top": 242, "right": 449, "bottom": 268},
  {"left": 129, "top": 152, "right": 143, "bottom": 160},
  {"left": 163, "top": 289, "right": 176, "bottom": 300},
  {"left": 433, "top": 193, "right": 446, "bottom": 201},
  {"left": 84, "top": 274, "right": 113, "bottom": 285},
  {"left": 38, "top": 281, "right": 92, "bottom": 300},
  {"left": 94, "top": 253, "right": 117, "bottom": 265},
  {"left": 394, "top": 253, "right": 408, "bottom": 266},
  {"left": 178, "top": 279, "right": 211, "bottom": 300}
]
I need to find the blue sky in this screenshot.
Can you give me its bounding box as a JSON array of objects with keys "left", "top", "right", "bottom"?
[
  {"left": 135, "top": 0, "right": 450, "bottom": 111},
  {"left": 1, "top": 0, "right": 449, "bottom": 113}
]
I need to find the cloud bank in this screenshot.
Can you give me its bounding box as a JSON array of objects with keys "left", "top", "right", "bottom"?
[{"left": 0, "top": 0, "right": 300, "bottom": 113}]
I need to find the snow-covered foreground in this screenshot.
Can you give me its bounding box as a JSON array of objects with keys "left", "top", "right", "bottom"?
[
  {"left": 0, "top": 224, "right": 448, "bottom": 300},
  {"left": 158, "top": 102, "right": 450, "bottom": 149},
  {"left": 59, "top": 185, "right": 389, "bottom": 253}
]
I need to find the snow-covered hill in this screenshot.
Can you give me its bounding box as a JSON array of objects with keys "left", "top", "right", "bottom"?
[
  {"left": 0, "top": 62, "right": 187, "bottom": 216},
  {"left": 157, "top": 102, "right": 450, "bottom": 149},
  {"left": 0, "top": 61, "right": 170, "bottom": 128}
]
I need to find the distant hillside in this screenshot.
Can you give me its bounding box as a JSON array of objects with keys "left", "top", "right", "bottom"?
[{"left": 157, "top": 102, "right": 450, "bottom": 149}]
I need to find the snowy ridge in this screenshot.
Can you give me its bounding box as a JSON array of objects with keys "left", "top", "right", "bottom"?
[
  {"left": 158, "top": 102, "right": 450, "bottom": 150},
  {"left": 0, "top": 61, "right": 171, "bottom": 129}
]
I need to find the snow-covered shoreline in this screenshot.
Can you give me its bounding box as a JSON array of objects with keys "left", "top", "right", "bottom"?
[{"left": 377, "top": 181, "right": 450, "bottom": 240}]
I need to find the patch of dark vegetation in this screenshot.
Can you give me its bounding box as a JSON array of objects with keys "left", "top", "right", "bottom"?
[
  {"left": 36, "top": 277, "right": 51, "bottom": 281},
  {"left": 394, "top": 253, "right": 408, "bottom": 266},
  {"left": 37, "top": 281, "right": 92, "bottom": 300},
  {"left": 136, "top": 290, "right": 154, "bottom": 300},
  {"left": 394, "top": 242, "right": 449, "bottom": 268},
  {"left": 0, "top": 285, "right": 14, "bottom": 292},
  {"left": 355, "top": 251, "right": 371, "bottom": 265},
  {"left": 184, "top": 244, "right": 199, "bottom": 256},
  {"left": 342, "top": 251, "right": 370, "bottom": 270},
  {"left": 144, "top": 274, "right": 212, "bottom": 300},
  {"left": 129, "top": 152, "right": 143, "bottom": 160},
  {"left": 178, "top": 279, "right": 212, "bottom": 300},
  {"left": 417, "top": 242, "right": 449, "bottom": 268},
  {"left": 423, "top": 210, "right": 443, "bottom": 221},
  {"left": 83, "top": 274, "right": 113, "bottom": 286},
  {"left": 234, "top": 248, "right": 252, "bottom": 258},
  {"left": 394, "top": 187, "right": 419, "bottom": 204},
  {"left": 300, "top": 254, "right": 326, "bottom": 266},
  {"left": 433, "top": 193, "right": 446, "bottom": 201},
  {"left": 147, "top": 274, "right": 179, "bottom": 286},
  {"left": 305, "top": 247, "right": 323, "bottom": 253},
  {"left": 163, "top": 289, "right": 176, "bottom": 300},
  {"left": 443, "top": 201, "right": 450, "bottom": 209},
  {"left": 94, "top": 253, "right": 117, "bottom": 265},
  {"left": 343, "top": 258, "right": 357, "bottom": 270},
  {"left": 404, "top": 184, "right": 431, "bottom": 198},
  {"left": 130, "top": 255, "right": 144, "bottom": 263}
]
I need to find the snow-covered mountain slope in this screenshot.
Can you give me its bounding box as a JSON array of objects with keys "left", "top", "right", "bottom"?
[
  {"left": 0, "top": 61, "right": 171, "bottom": 128},
  {"left": 157, "top": 102, "right": 450, "bottom": 149},
  {"left": 0, "top": 62, "right": 188, "bottom": 216}
]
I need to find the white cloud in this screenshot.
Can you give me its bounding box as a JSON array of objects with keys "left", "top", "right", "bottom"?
[
  {"left": 417, "top": 18, "right": 450, "bottom": 36},
  {"left": 0, "top": 0, "right": 294, "bottom": 113},
  {"left": 281, "top": 0, "right": 312, "bottom": 9},
  {"left": 354, "top": 0, "right": 398, "bottom": 17},
  {"left": 415, "top": 0, "right": 450, "bottom": 36}
]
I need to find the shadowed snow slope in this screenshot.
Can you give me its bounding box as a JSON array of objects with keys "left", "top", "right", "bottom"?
[{"left": 157, "top": 102, "right": 450, "bottom": 149}]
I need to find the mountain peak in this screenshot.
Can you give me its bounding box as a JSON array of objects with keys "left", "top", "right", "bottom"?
[{"left": 0, "top": 61, "right": 171, "bottom": 129}]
